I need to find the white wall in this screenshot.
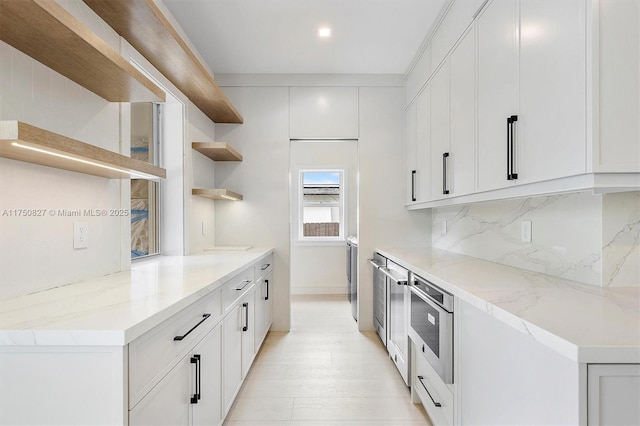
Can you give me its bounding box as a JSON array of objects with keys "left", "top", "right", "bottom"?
[
  {"left": 290, "top": 140, "right": 358, "bottom": 295},
  {"left": 213, "top": 86, "right": 292, "bottom": 331}
]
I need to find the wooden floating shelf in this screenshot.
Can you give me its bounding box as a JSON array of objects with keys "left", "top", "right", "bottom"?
[
  {"left": 0, "top": 0, "right": 166, "bottom": 103},
  {"left": 192, "top": 189, "right": 243, "bottom": 201},
  {"left": 83, "top": 0, "right": 243, "bottom": 124},
  {"left": 192, "top": 142, "right": 243, "bottom": 162},
  {"left": 0, "top": 121, "right": 166, "bottom": 180}
]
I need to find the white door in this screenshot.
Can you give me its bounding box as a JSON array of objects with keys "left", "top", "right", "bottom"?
[
  {"left": 192, "top": 324, "right": 222, "bottom": 426},
  {"left": 406, "top": 101, "right": 418, "bottom": 204},
  {"left": 241, "top": 290, "right": 256, "bottom": 378},
  {"left": 518, "top": 0, "right": 586, "bottom": 183},
  {"left": 430, "top": 60, "right": 450, "bottom": 200},
  {"left": 476, "top": 0, "right": 518, "bottom": 192},
  {"left": 587, "top": 364, "right": 640, "bottom": 425},
  {"left": 129, "top": 355, "right": 191, "bottom": 426},
  {"left": 416, "top": 84, "right": 431, "bottom": 202},
  {"left": 449, "top": 26, "right": 476, "bottom": 197},
  {"left": 222, "top": 304, "right": 243, "bottom": 414}
]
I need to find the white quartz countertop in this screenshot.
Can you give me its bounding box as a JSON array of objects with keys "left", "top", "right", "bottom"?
[
  {"left": 377, "top": 247, "right": 640, "bottom": 363},
  {"left": 0, "top": 248, "right": 273, "bottom": 346}
]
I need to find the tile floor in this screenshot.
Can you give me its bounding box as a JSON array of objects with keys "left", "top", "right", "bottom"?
[{"left": 224, "top": 294, "right": 431, "bottom": 425}]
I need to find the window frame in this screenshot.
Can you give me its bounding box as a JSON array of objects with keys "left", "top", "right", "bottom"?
[{"left": 298, "top": 168, "right": 346, "bottom": 243}]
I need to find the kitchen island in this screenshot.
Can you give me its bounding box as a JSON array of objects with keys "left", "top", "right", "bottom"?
[{"left": 0, "top": 248, "right": 274, "bottom": 426}]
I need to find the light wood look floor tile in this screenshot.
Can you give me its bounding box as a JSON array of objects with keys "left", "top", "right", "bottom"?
[{"left": 224, "top": 295, "right": 431, "bottom": 425}]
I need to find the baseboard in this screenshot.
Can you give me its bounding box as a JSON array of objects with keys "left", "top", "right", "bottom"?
[{"left": 291, "top": 287, "right": 348, "bottom": 295}]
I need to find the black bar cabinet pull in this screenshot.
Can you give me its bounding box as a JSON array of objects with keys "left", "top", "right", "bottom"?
[
  {"left": 235, "top": 280, "right": 251, "bottom": 291},
  {"left": 242, "top": 302, "right": 249, "bottom": 331},
  {"left": 174, "top": 314, "right": 211, "bottom": 341},
  {"left": 442, "top": 152, "right": 450, "bottom": 195},
  {"left": 411, "top": 170, "right": 417, "bottom": 201},
  {"left": 265, "top": 279, "right": 269, "bottom": 301},
  {"left": 190, "top": 354, "right": 201, "bottom": 404},
  {"left": 261, "top": 263, "right": 270, "bottom": 271},
  {"left": 507, "top": 115, "right": 518, "bottom": 180},
  {"left": 510, "top": 115, "right": 518, "bottom": 180},
  {"left": 418, "top": 375, "right": 442, "bottom": 407}
]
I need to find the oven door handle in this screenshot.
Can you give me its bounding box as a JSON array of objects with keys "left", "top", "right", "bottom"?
[
  {"left": 410, "top": 285, "right": 448, "bottom": 315},
  {"left": 380, "top": 267, "right": 408, "bottom": 285},
  {"left": 367, "top": 259, "right": 385, "bottom": 269}
]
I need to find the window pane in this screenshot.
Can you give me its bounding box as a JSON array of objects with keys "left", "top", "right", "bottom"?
[
  {"left": 131, "top": 103, "right": 160, "bottom": 258},
  {"left": 302, "top": 171, "right": 340, "bottom": 204}
]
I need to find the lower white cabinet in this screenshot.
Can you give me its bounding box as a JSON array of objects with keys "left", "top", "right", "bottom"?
[
  {"left": 254, "top": 272, "right": 273, "bottom": 350},
  {"left": 587, "top": 364, "right": 640, "bottom": 425},
  {"left": 129, "top": 323, "right": 222, "bottom": 426},
  {"left": 411, "top": 341, "right": 454, "bottom": 426}
]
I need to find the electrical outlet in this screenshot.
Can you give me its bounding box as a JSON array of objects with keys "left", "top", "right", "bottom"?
[
  {"left": 521, "top": 220, "right": 532, "bottom": 243},
  {"left": 74, "top": 222, "right": 89, "bottom": 249},
  {"left": 442, "top": 220, "right": 448, "bottom": 236}
]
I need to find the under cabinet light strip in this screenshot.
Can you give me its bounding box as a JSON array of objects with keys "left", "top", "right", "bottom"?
[{"left": 11, "top": 142, "right": 155, "bottom": 179}]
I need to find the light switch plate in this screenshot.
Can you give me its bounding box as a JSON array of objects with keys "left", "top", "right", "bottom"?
[
  {"left": 74, "top": 222, "right": 88, "bottom": 249},
  {"left": 521, "top": 220, "right": 532, "bottom": 243}
]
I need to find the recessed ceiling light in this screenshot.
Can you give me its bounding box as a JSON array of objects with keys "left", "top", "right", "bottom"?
[{"left": 318, "top": 27, "right": 331, "bottom": 38}]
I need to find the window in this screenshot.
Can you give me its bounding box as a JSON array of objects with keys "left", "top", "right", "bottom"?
[
  {"left": 131, "top": 103, "right": 160, "bottom": 258},
  {"left": 299, "top": 170, "right": 345, "bottom": 241}
]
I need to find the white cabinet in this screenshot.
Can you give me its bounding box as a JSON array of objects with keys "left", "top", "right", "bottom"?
[
  {"left": 429, "top": 61, "right": 450, "bottom": 200},
  {"left": 411, "top": 341, "right": 454, "bottom": 426},
  {"left": 476, "top": 0, "right": 519, "bottom": 192},
  {"left": 416, "top": 85, "right": 431, "bottom": 202},
  {"left": 241, "top": 289, "right": 256, "bottom": 376},
  {"left": 129, "top": 324, "right": 222, "bottom": 426},
  {"left": 254, "top": 272, "right": 273, "bottom": 350},
  {"left": 587, "top": 364, "right": 640, "bottom": 425},
  {"left": 430, "top": 0, "right": 478, "bottom": 69},
  {"left": 518, "top": 0, "right": 586, "bottom": 184},
  {"left": 386, "top": 264, "right": 410, "bottom": 386},
  {"left": 406, "top": 101, "right": 418, "bottom": 204},
  {"left": 405, "top": 44, "right": 431, "bottom": 107},
  {"left": 289, "top": 87, "right": 359, "bottom": 139}
]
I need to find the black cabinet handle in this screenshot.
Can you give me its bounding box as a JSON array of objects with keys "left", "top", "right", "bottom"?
[
  {"left": 418, "top": 375, "right": 442, "bottom": 407},
  {"left": 190, "top": 354, "right": 201, "bottom": 404},
  {"left": 242, "top": 302, "right": 249, "bottom": 331},
  {"left": 442, "top": 152, "right": 450, "bottom": 195},
  {"left": 507, "top": 115, "right": 518, "bottom": 180},
  {"left": 261, "top": 263, "right": 270, "bottom": 271},
  {"left": 235, "top": 280, "right": 251, "bottom": 291},
  {"left": 174, "top": 314, "right": 211, "bottom": 341},
  {"left": 265, "top": 279, "right": 269, "bottom": 301},
  {"left": 411, "top": 170, "right": 417, "bottom": 202}
]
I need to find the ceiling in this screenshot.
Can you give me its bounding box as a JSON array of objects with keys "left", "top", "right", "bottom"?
[{"left": 162, "top": 0, "right": 447, "bottom": 75}]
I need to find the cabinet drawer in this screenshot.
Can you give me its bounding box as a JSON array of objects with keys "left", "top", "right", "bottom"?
[
  {"left": 255, "top": 254, "right": 273, "bottom": 281},
  {"left": 413, "top": 343, "right": 454, "bottom": 425},
  {"left": 129, "top": 289, "right": 222, "bottom": 408},
  {"left": 223, "top": 267, "right": 255, "bottom": 311}
]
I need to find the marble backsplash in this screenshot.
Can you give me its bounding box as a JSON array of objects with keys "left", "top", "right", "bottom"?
[{"left": 432, "top": 191, "right": 640, "bottom": 287}]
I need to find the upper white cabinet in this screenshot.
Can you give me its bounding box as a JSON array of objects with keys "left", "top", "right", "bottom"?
[
  {"left": 405, "top": 0, "right": 640, "bottom": 209},
  {"left": 476, "top": 0, "right": 519, "bottom": 192},
  {"left": 290, "top": 87, "right": 359, "bottom": 139},
  {"left": 477, "top": 0, "right": 586, "bottom": 190},
  {"left": 405, "top": 45, "right": 431, "bottom": 108}
]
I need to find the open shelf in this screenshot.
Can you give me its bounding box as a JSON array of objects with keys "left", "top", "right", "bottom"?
[
  {"left": 192, "top": 188, "right": 243, "bottom": 201},
  {"left": 83, "top": 0, "right": 243, "bottom": 124},
  {"left": 0, "top": 121, "right": 166, "bottom": 179},
  {"left": 192, "top": 142, "right": 243, "bottom": 162},
  {"left": 0, "top": 0, "right": 165, "bottom": 103}
]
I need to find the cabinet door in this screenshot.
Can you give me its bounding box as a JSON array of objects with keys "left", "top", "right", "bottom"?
[
  {"left": 222, "top": 304, "right": 243, "bottom": 415},
  {"left": 254, "top": 278, "right": 266, "bottom": 350},
  {"left": 430, "top": 61, "right": 450, "bottom": 200},
  {"left": 518, "top": 0, "right": 586, "bottom": 183},
  {"left": 416, "top": 84, "right": 431, "bottom": 202},
  {"left": 264, "top": 274, "right": 273, "bottom": 332},
  {"left": 129, "top": 355, "right": 191, "bottom": 426},
  {"left": 388, "top": 280, "right": 409, "bottom": 385},
  {"left": 192, "top": 324, "right": 222, "bottom": 426},
  {"left": 587, "top": 364, "right": 640, "bottom": 426},
  {"left": 476, "top": 0, "right": 518, "bottom": 192},
  {"left": 241, "top": 290, "right": 256, "bottom": 378},
  {"left": 449, "top": 27, "right": 476, "bottom": 196},
  {"left": 406, "top": 101, "right": 418, "bottom": 204}
]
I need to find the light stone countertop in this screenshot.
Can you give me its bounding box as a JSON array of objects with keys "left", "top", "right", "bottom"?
[
  {"left": 0, "top": 248, "right": 274, "bottom": 346},
  {"left": 377, "top": 247, "right": 640, "bottom": 364}
]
